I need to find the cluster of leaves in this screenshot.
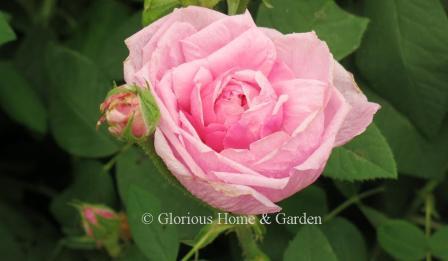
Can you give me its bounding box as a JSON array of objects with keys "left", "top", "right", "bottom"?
[{"left": 0, "top": 0, "right": 447, "bottom": 260}]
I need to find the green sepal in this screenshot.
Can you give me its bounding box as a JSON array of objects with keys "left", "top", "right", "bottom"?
[
  {"left": 103, "top": 84, "right": 134, "bottom": 100},
  {"left": 135, "top": 83, "right": 160, "bottom": 137},
  {"left": 262, "top": 0, "right": 273, "bottom": 8},
  {"left": 93, "top": 215, "right": 122, "bottom": 257},
  {"left": 226, "top": 0, "right": 250, "bottom": 15},
  {"left": 120, "top": 112, "right": 143, "bottom": 143},
  {"left": 180, "top": 0, "right": 222, "bottom": 8}
]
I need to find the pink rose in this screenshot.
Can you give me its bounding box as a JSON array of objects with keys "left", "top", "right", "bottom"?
[{"left": 123, "top": 7, "right": 380, "bottom": 214}]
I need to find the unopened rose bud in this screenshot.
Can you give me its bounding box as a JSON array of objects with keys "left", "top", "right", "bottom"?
[
  {"left": 80, "top": 205, "right": 116, "bottom": 237},
  {"left": 76, "top": 203, "right": 128, "bottom": 257},
  {"left": 98, "top": 85, "right": 159, "bottom": 142}
]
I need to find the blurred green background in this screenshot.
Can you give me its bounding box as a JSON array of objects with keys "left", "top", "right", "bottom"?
[{"left": 0, "top": 0, "right": 447, "bottom": 260}]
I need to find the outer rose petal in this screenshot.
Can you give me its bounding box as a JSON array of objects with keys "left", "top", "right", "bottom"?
[
  {"left": 181, "top": 11, "right": 256, "bottom": 61},
  {"left": 269, "top": 32, "right": 333, "bottom": 83},
  {"left": 154, "top": 129, "right": 281, "bottom": 214},
  {"left": 124, "top": 6, "right": 226, "bottom": 83},
  {"left": 143, "top": 22, "right": 197, "bottom": 82},
  {"left": 332, "top": 61, "right": 380, "bottom": 146}
]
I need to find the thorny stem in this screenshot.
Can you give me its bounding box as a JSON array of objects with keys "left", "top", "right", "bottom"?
[
  {"left": 324, "top": 186, "right": 385, "bottom": 222},
  {"left": 234, "top": 225, "right": 269, "bottom": 261},
  {"left": 410, "top": 215, "right": 444, "bottom": 230},
  {"left": 181, "top": 220, "right": 267, "bottom": 261},
  {"left": 425, "top": 194, "right": 433, "bottom": 261},
  {"left": 181, "top": 229, "right": 212, "bottom": 261}
]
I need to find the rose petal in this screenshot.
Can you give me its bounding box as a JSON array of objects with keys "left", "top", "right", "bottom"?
[
  {"left": 332, "top": 61, "right": 381, "bottom": 146},
  {"left": 213, "top": 171, "right": 289, "bottom": 190},
  {"left": 259, "top": 87, "right": 351, "bottom": 202},
  {"left": 223, "top": 101, "right": 275, "bottom": 149},
  {"left": 181, "top": 11, "right": 256, "bottom": 61},
  {"left": 205, "top": 27, "right": 277, "bottom": 77},
  {"left": 270, "top": 32, "right": 332, "bottom": 83},
  {"left": 177, "top": 176, "right": 281, "bottom": 214},
  {"left": 253, "top": 112, "right": 325, "bottom": 177},
  {"left": 154, "top": 129, "right": 280, "bottom": 214},
  {"left": 125, "top": 6, "right": 225, "bottom": 75},
  {"left": 274, "top": 79, "right": 328, "bottom": 134},
  {"left": 154, "top": 129, "right": 191, "bottom": 177},
  {"left": 144, "top": 22, "right": 197, "bottom": 82},
  {"left": 267, "top": 59, "right": 296, "bottom": 83}
]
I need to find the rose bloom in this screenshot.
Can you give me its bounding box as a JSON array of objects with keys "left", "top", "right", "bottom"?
[{"left": 122, "top": 7, "right": 379, "bottom": 214}]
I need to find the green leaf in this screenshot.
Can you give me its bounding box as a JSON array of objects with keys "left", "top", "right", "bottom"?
[
  {"left": 0, "top": 224, "right": 25, "bottom": 260},
  {"left": 430, "top": 226, "right": 448, "bottom": 260},
  {"left": 324, "top": 124, "right": 397, "bottom": 181},
  {"left": 279, "top": 185, "right": 327, "bottom": 234},
  {"left": 50, "top": 160, "right": 116, "bottom": 230},
  {"left": 260, "top": 224, "right": 292, "bottom": 261},
  {"left": 0, "top": 62, "right": 47, "bottom": 133},
  {"left": 0, "top": 201, "right": 59, "bottom": 260},
  {"left": 46, "top": 44, "right": 119, "bottom": 157},
  {"left": 143, "top": 0, "right": 180, "bottom": 26},
  {"left": 322, "top": 217, "right": 367, "bottom": 261},
  {"left": 0, "top": 11, "right": 16, "bottom": 45},
  {"left": 116, "top": 148, "right": 213, "bottom": 240},
  {"left": 256, "top": 0, "right": 369, "bottom": 60},
  {"left": 0, "top": 202, "right": 35, "bottom": 241},
  {"left": 14, "top": 26, "right": 55, "bottom": 100},
  {"left": 356, "top": 0, "right": 448, "bottom": 138},
  {"left": 284, "top": 225, "right": 338, "bottom": 261},
  {"left": 358, "top": 204, "right": 389, "bottom": 228},
  {"left": 141, "top": 0, "right": 224, "bottom": 25},
  {"left": 68, "top": 0, "right": 141, "bottom": 80},
  {"left": 364, "top": 87, "right": 448, "bottom": 179},
  {"left": 126, "top": 185, "right": 179, "bottom": 261},
  {"left": 377, "top": 220, "right": 427, "bottom": 261},
  {"left": 118, "top": 244, "right": 150, "bottom": 261}
]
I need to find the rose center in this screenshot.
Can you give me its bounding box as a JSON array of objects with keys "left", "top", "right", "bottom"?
[{"left": 214, "top": 84, "right": 255, "bottom": 126}]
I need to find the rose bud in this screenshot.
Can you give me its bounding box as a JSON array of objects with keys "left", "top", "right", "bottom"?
[
  {"left": 77, "top": 203, "right": 128, "bottom": 257},
  {"left": 98, "top": 85, "right": 159, "bottom": 142},
  {"left": 80, "top": 204, "right": 116, "bottom": 236}
]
